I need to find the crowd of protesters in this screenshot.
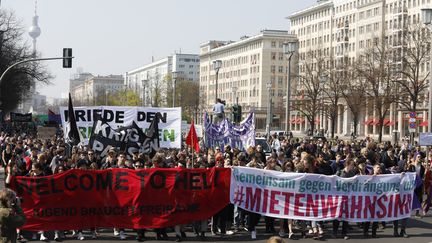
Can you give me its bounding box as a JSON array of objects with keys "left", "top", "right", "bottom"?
[{"left": 0, "top": 122, "right": 432, "bottom": 242}]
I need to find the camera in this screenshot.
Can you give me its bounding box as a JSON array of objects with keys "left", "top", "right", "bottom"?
[{"left": 10, "top": 197, "right": 20, "bottom": 208}]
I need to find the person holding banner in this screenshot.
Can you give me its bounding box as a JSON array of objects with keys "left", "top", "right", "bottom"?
[
  {"left": 53, "top": 165, "right": 67, "bottom": 242},
  {"left": 302, "top": 154, "right": 323, "bottom": 240},
  {"left": 245, "top": 154, "right": 264, "bottom": 240},
  {"left": 211, "top": 154, "right": 230, "bottom": 237},
  {"left": 423, "top": 161, "right": 432, "bottom": 215},
  {"left": 279, "top": 161, "right": 295, "bottom": 239},
  {"left": 363, "top": 164, "right": 382, "bottom": 238},
  {"left": 134, "top": 162, "right": 147, "bottom": 242},
  {"left": 391, "top": 161, "right": 409, "bottom": 238},
  {"left": 151, "top": 154, "right": 169, "bottom": 240},
  {"left": 27, "top": 163, "right": 49, "bottom": 242},
  {"left": 264, "top": 158, "right": 281, "bottom": 234},
  {"left": 333, "top": 158, "right": 357, "bottom": 240},
  {"left": 407, "top": 154, "right": 425, "bottom": 218}
]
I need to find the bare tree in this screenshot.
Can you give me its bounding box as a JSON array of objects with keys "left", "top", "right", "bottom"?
[
  {"left": 150, "top": 73, "right": 168, "bottom": 107},
  {"left": 321, "top": 57, "right": 348, "bottom": 138},
  {"left": 294, "top": 50, "right": 326, "bottom": 135},
  {"left": 0, "top": 10, "right": 51, "bottom": 113},
  {"left": 357, "top": 40, "right": 398, "bottom": 142},
  {"left": 341, "top": 64, "right": 366, "bottom": 137},
  {"left": 177, "top": 80, "right": 200, "bottom": 121},
  {"left": 395, "top": 24, "right": 430, "bottom": 113}
]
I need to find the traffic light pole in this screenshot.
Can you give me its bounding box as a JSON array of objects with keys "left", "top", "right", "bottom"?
[{"left": 0, "top": 56, "right": 74, "bottom": 107}]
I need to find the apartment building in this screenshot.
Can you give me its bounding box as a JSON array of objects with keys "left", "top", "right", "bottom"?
[
  {"left": 199, "top": 30, "right": 297, "bottom": 130},
  {"left": 125, "top": 54, "right": 200, "bottom": 107},
  {"left": 289, "top": 0, "right": 431, "bottom": 139},
  {"left": 70, "top": 75, "right": 124, "bottom": 105}
]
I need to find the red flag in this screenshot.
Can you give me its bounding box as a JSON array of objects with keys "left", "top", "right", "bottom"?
[{"left": 186, "top": 120, "right": 200, "bottom": 153}]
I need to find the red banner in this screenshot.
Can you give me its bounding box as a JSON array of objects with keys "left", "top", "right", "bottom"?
[{"left": 10, "top": 168, "right": 230, "bottom": 230}]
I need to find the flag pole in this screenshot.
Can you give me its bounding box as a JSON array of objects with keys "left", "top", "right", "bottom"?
[{"left": 191, "top": 121, "right": 194, "bottom": 168}]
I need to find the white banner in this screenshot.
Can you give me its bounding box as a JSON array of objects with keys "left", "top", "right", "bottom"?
[
  {"left": 59, "top": 106, "right": 181, "bottom": 148},
  {"left": 230, "top": 167, "right": 416, "bottom": 222}
]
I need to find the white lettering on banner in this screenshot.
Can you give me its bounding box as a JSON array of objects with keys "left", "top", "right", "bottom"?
[
  {"left": 60, "top": 106, "right": 181, "bottom": 148},
  {"left": 230, "top": 167, "right": 416, "bottom": 222}
]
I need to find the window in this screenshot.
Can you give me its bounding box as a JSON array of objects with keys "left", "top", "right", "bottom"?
[
  {"left": 278, "top": 53, "right": 284, "bottom": 61},
  {"left": 278, "top": 66, "right": 283, "bottom": 73},
  {"left": 278, "top": 76, "right": 283, "bottom": 85},
  {"left": 271, "top": 52, "right": 276, "bottom": 60},
  {"left": 271, "top": 66, "right": 276, "bottom": 73},
  {"left": 271, "top": 41, "right": 276, "bottom": 47},
  {"left": 278, "top": 90, "right": 283, "bottom": 97},
  {"left": 374, "top": 22, "right": 379, "bottom": 31}
]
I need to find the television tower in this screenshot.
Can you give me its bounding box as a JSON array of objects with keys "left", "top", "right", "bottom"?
[{"left": 28, "top": 0, "right": 41, "bottom": 56}]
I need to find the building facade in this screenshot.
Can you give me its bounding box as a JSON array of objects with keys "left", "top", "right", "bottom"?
[
  {"left": 70, "top": 75, "right": 124, "bottom": 105},
  {"left": 125, "top": 54, "right": 200, "bottom": 107},
  {"left": 289, "top": 0, "right": 431, "bottom": 139},
  {"left": 199, "top": 30, "right": 298, "bottom": 130},
  {"left": 69, "top": 72, "right": 94, "bottom": 92}
]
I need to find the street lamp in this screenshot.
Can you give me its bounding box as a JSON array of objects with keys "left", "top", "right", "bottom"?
[
  {"left": 283, "top": 41, "right": 297, "bottom": 134},
  {"left": 231, "top": 85, "right": 238, "bottom": 105},
  {"left": 231, "top": 85, "right": 238, "bottom": 122},
  {"left": 105, "top": 89, "right": 108, "bottom": 106},
  {"left": 213, "top": 60, "right": 222, "bottom": 103},
  {"left": 319, "top": 74, "right": 328, "bottom": 134},
  {"left": 422, "top": 8, "right": 432, "bottom": 132},
  {"left": 141, "top": 75, "right": 149, "bottom": 107},
  {"left": 123, "top": 84, "right": 128, "bottom": 106},
  {"left": 172, "top": 71, "right": 178, "bottom": 107},
  {"left": 266, "top": 81, "right": 272, "bottom": 139}
]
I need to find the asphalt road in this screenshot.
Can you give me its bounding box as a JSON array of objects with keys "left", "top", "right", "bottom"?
[
  {"left": 16, "top": 216, "right": 432, "bottom": 243},
  {"left": 1, "top": 168, "right": 432, "bottom": 243}
]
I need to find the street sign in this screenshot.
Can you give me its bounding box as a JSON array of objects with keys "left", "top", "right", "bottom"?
[{"left": 409, "top": 112, "right": 417, "bottom": 133}]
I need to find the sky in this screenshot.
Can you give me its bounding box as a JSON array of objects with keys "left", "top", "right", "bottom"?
[{"left": 2, "top": 0, "right": 316, "bottom": 99}]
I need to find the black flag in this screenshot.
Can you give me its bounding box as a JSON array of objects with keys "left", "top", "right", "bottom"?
[
  {"left": 142, "top": 112, "right": 160, "bottom": 158},
  {"left": 66, "top": 93, "right": 81, "bottom": 146}
]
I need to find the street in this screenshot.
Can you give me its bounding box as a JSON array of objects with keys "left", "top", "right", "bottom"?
[
  {"left": 1, "top": 168, "right": 432, "bottom": 243},
  {"left": 15, "top": 217, "right": 432, "bottom": 243}
]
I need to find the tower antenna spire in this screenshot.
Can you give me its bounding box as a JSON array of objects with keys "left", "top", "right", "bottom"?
[{"left": 28, "top": 0, "right": 41, "bottom": 56}]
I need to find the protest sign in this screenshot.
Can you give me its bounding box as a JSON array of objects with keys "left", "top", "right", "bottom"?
[
  {"left": 37, "top": 126, "right": 57, "bottom": 140},
  {"left": 10, "top": 112, "right": 32, "bottom": 122},
  {"left": 10, "top": 168, "right": 230, "bottom": 230},
  {"left": 419, "top": 133, "right": 432, "bottom": 146},
  {"left": 89, "top": 117, "right": 159, "bottom": 158},
  {"left": 230, "top": 167, "right": 416, "bottom": 222},
  {"left": 204, "top": 112, "right": 255, "bottom": 151},
  {"left": 59, "top": 106, "right": 181, "bottom": 148}
]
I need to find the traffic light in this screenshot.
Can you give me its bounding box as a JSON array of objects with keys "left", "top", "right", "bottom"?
[
  {"left": 232, "top": 104, "right": 242, "bottom": 123},
  {"left": 63, "top": 48, "right": 72, "bottom": 68}
]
